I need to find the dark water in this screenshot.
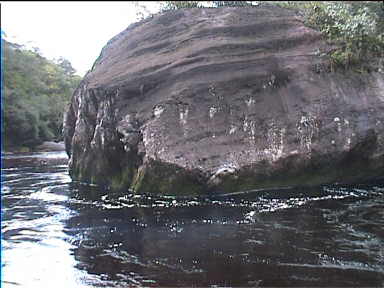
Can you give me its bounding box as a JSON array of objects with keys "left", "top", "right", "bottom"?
[{"left": 1, "top": 152, "right": 384, "bottom": 287}]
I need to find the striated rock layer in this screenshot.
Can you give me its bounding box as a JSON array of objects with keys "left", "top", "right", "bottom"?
[{"left": 64, "top": 5, "right": 384, "bottom": 195}]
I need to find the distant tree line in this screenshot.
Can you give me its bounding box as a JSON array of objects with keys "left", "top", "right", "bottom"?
[{"left": 2, "top": 40, "right": 82, "bottom": 150}]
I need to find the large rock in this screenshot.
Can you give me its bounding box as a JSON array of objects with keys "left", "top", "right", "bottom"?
[{"left": 64, "top": 5, "right": 384, "bottom": 195}]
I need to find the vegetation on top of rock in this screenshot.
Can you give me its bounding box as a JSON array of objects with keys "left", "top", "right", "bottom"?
[
  {"left": 2, "top": 39, "right": 82, "bottom": 150},
  {"left": 135, "top": 1, "right": 384, "bottom": 72},
  {"left": 160, "top": 1, "right": 202, "bottom": 10},
  {"left": 278, "top": 1, "right": 384, "bottom": 71},
  {"left": 159, "top": 1, "right": 255, "bottom": 10}
]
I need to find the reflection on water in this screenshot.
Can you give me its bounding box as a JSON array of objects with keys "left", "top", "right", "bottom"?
[{"left": 1, "top": 152, "right": 384, "bottom": 287}]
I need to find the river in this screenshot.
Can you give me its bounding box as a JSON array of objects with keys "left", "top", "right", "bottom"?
[{"left": 1, "top": 151, "right": 384, "bottom": 287}]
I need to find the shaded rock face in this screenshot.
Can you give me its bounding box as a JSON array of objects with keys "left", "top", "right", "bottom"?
[{"left": 64, "top": 5, "right": 384, "bottom": 195}]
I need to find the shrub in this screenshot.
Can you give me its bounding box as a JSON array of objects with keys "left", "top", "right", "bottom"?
[{"left": 296, "top": 1, "right": 383, "bottom": 70}]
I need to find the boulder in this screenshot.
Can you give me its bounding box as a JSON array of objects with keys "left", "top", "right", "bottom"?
[{"left": 64, "top": 4, "right": 384, "bottom": 195}]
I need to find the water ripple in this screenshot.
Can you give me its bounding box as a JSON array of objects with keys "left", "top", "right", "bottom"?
[{"left": 2, "top": 152, "right": 384, "bottom": 287}]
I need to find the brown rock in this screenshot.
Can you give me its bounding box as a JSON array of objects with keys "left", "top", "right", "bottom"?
[{"left": 64, "top": 5, "right": 384, "bottom": 195}]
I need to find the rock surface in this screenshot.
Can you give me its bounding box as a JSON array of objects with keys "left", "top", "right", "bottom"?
[
  {"left": 64, "top": 4, "right": 384, "bottom": 195},
  {"left": 35, "top": 141, "right": 65, "bottom": 152}
]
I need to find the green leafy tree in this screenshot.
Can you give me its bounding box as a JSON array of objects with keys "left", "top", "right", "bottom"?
[
  {"left": 56, "top": 57, "right": 76, "bottom": 76},
  {"left": 2, "top": 39, "right": 82, "bottom": 150},
  {"left": 306, "top": 2, "right": 383, "bottom": 56}
]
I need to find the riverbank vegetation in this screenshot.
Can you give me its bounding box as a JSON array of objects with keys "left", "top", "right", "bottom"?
[{"left": 2, "top": 40, "right": 81, "bottom": 151}]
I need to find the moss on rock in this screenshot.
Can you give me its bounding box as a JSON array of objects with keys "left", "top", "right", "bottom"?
[{"left": 130, "top": 159, "right": 207, "bottom": 196}]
